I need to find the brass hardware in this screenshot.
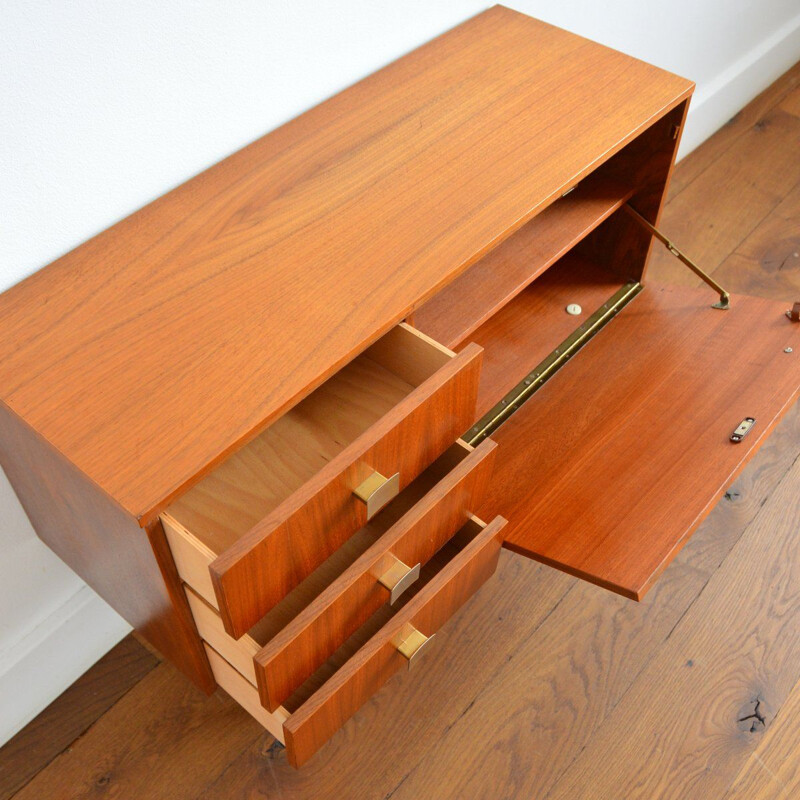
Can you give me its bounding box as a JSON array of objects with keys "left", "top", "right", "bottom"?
[
  {"left": 787, "top": 302, "right": 800, "bottom": 322},
  {"left": 623, "top": 203, "right": 731, "bottom": 310},
  {"left": 466, "top": 281, "right": 643, "bottom": 445},
  {"left": 377, "top": 555, "right": 421, "bottom": 604},
  {"left": 353, "top": 471, "right": 400, "bottom": 519},
  {"left": 730, "top": 417, "right": 756, "bottom": 443},
  {"left": 393, "top": 623, "right": 435, "bottom": 669},
  {"left": 670, "top": 124, "right": 681, "bottom": 140}
]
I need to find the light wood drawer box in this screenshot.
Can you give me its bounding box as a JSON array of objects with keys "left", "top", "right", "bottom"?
[
  {"left": 161, "top": 323, "right": 483, "bottom": 639},
  {"left": 199, "top": 513, "right": 506, "bottom": 768},
  {"left": 182, "top": 438, "right": 496, "bottom": 695}
]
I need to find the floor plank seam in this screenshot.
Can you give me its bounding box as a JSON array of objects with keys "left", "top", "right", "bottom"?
[
  {"left": 5, "top": 658, "right": 163, "bottom": 799},
  {"left": 378, "top": 579, "right": 577, "bottom": 799},
  {"left": 667, "top": 66, "right": 800, "bottom": 205}
]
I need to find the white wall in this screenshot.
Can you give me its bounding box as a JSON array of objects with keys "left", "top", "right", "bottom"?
[{"left": 1, "top": 0, "right": 799, "bottom": 744}]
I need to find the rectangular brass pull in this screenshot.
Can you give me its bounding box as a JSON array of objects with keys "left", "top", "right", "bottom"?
[
  {"left": 393, "top": 623, "right": 435, "bottom": 669},
  {"left": 377, "top": 555, "right": 421, "bottom": 604},
  {"left": 353, "top": 470, "right": 400, "bottom": 519}
]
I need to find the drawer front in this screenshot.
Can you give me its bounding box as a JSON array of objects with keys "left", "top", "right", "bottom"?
[
  {"left": 210, "top": 342, "right": 483, "bottom": 638},
  {"left": 254, "top": 438, "right": 498, "bottom": 712},
  {"left": 283, "top": 515, "right": 506, "bottom": 768}
]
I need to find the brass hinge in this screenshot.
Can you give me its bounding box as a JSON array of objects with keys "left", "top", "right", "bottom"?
[
  {"left": 465, "top": 280, "right": 643, "bottom": 445},
  {"left": 624, "top": 203, "right": 731, "bottom": 310}
]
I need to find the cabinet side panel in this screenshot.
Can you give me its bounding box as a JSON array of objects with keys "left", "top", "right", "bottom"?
[
  {"left": 576, "top": 99, "right": 690, "bottom": 282},
  {"left": 0, "top": 402, "right": 214, "bottom": 693}
]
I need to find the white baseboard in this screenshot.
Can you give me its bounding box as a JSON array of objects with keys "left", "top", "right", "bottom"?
[
  {"left": 0, "top": 585, "right": 130, "bottom": 746},
  {"left": 680, "top": 9, "right": 800, "bottom": 157}
]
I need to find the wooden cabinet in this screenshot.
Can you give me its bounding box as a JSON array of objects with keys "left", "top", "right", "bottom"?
[{"left": 1, "top": 6, "right": 798, "bottom": 768}]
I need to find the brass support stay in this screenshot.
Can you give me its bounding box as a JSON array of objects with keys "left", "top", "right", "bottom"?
[{"left": 624, "top": 203, "right": 731, "bottom": 310}]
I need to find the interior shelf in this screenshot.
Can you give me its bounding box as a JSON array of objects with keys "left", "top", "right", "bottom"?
[{"left": 411, "top": 171, "right": 634, "bottom": 349}]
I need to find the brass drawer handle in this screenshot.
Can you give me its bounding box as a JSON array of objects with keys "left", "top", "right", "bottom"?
[
  {"left": 377, "top": 554, "right": 421, "bottom": 604},
  {"left": 353, "top": 470, "right": 400, "bottom": 519},
  {"left": 393, "top": 623, "right": 435, "bottom": 669}
]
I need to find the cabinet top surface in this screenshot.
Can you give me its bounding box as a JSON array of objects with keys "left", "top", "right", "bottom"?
[{"left": 0, "top": 6, "right": 693, "bottom": 521}]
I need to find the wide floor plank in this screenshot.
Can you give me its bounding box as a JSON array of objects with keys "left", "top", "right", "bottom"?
[
  {"left": 724, "top": 677, "right": 800, "bottom": 799},
  {"left": 647, "top": 107, "right": 800, "bottom": 287},
  {"left": 714, "top": 178, "right": 800, "bottom": 300},
  {"left": 545, "top": 450, "right": 800, "bottom": 800},
  {"left": 359, "top": 405, "right": 800, "bottom": 800},
  {"left": 0, "top": 636, "right": 158, "bottom": 800},
  {"left": 11, "top": 662, "right": 264, "bottom": 800},
  {"left": 669, "top": 61, "right": 800, "bottom": 196}
]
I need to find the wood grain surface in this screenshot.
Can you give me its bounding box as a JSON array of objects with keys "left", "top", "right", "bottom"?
[
  {"left": 0, "top": 6, "right": 693, "bottom": 523},
  {"left": 254, "top": 439, "right": 497, "bottom": 712},
  {"left": 481, "top": 283, "right": 800, "bottom": 599},
  {"left": 546, "top": 450, "right": 800, "bottom": 800},
  {"left": 724, "top": 677, "right": 800, "bottom": 799},
  {"left": 283, "top": 516, "right": 506, "bottom": 768},
  {"left": 411, "top": 172, "right": 633, "bottom": 348},
  {"left": 0, "top": 401, "right": 214, "bottom": 692},
  {"left": 9, "top": 661, "right": 267, "bottom": 800},
  {"left": 0, "top": 637, "right": 158, "bottom": 800}
]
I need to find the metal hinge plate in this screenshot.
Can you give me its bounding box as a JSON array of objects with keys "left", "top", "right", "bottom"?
[{"left": 465, "top": 280, "right": 643, "bottom": 445}]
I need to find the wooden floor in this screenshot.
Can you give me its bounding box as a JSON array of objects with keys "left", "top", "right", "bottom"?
[{"left": 2, "top": 65, "right": 800, "bottom": 800}]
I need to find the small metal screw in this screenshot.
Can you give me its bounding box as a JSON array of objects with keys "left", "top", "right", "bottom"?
[
  {"left": 566, "top": 303, "right": 582, "bottom": 316},
  {"left": 785, "top": 347, "right": 793, "bottom": 354}
]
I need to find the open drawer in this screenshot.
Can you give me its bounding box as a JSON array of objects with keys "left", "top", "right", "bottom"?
[
  {"left": 161, "top": 323, "right": 483, "bottom": 638},
  {"left": 182, "top": 438, "right": 497, "bottom": 699},
  {"left": 193, "top": 512, "right": 506, "bottom": 768},
  {"left": 466, "top": 263, "right": 800, "bottom": 599}
]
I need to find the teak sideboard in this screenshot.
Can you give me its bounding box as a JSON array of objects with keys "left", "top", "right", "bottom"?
[{"left": 2, "top": 7, "right": 798, "bottom": 768}]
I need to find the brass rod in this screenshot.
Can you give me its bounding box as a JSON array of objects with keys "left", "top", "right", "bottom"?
[{"left": 623, "top": 203, "right": 730, "bottom": 310}]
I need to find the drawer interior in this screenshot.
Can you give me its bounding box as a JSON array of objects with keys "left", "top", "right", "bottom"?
[
  {"left": 193, "top": 515, "right": 494, "bottom": 750},
  {"left": 164, "top": 324, "right": 452, "bottom": 561},
  {"left": 184, "top": 440, "right": 479, "bottom": 678}
]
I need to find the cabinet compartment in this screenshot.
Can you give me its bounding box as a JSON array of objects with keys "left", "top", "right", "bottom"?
[{"left": 410, "top": 102, "right": 686, "bottom": 351}]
